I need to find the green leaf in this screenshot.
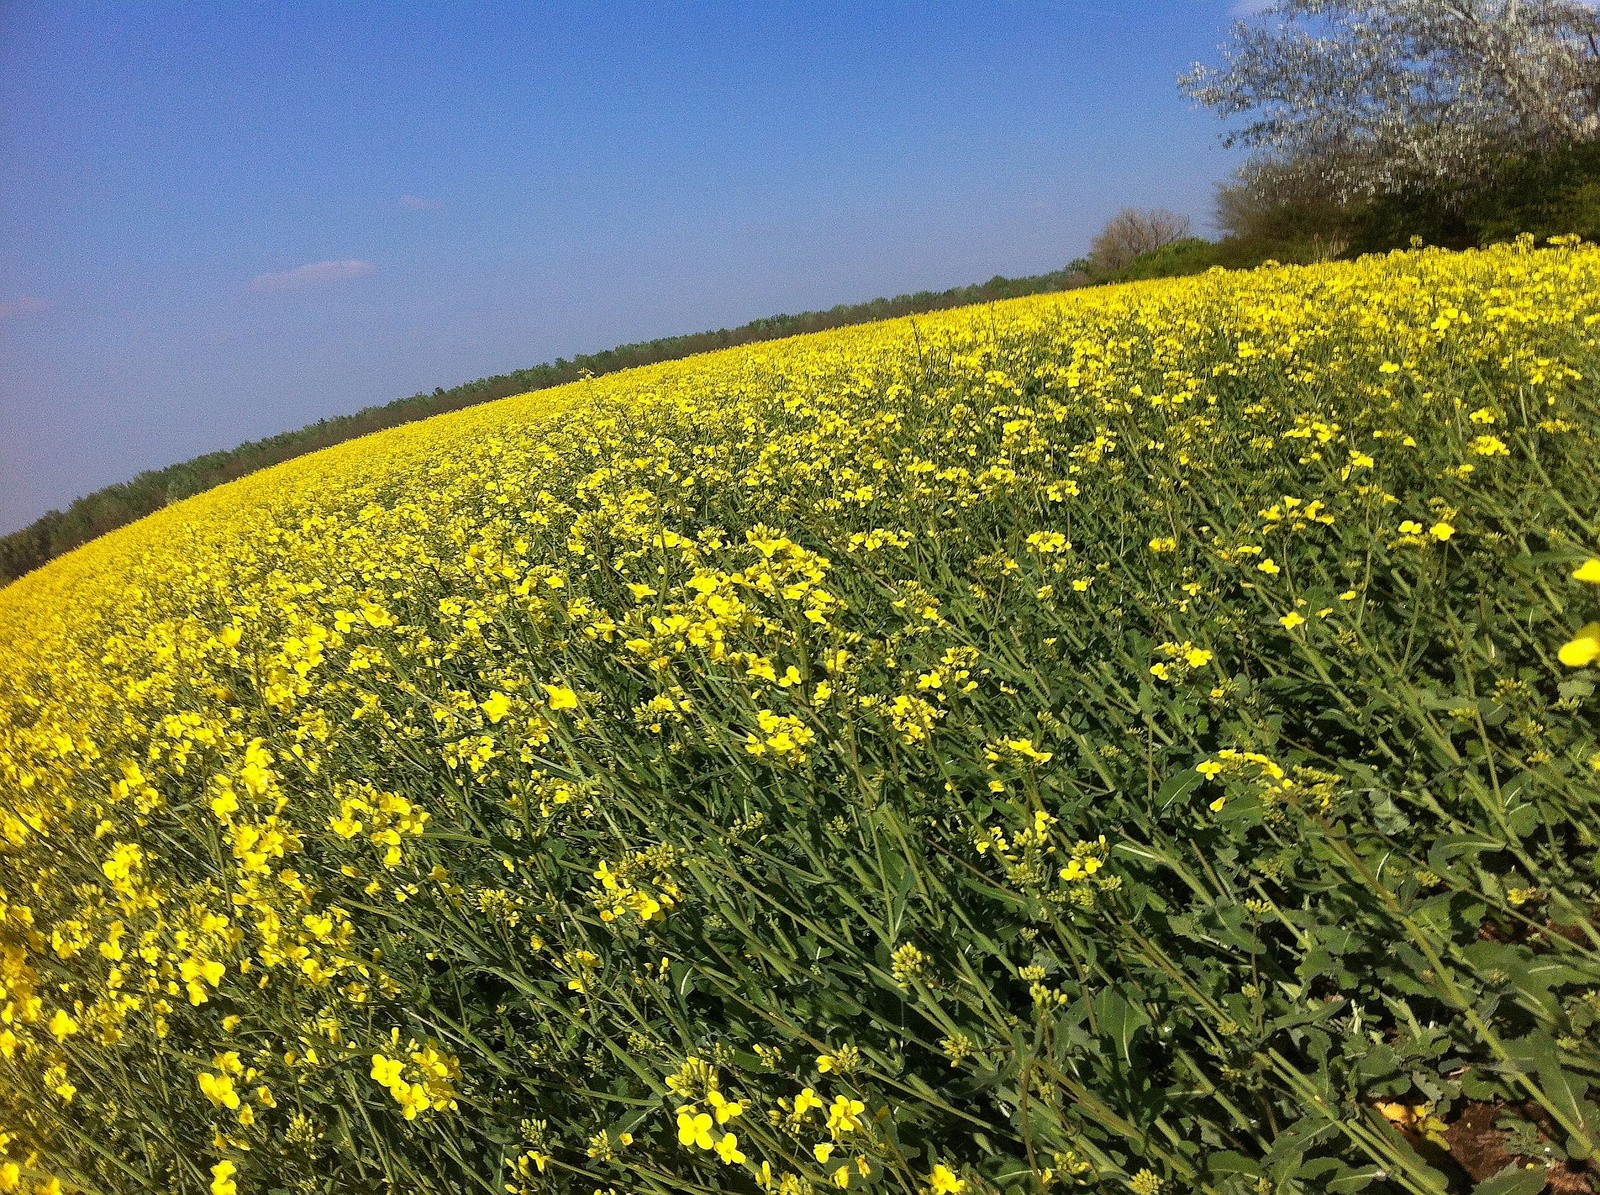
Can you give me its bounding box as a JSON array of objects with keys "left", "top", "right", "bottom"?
[
  {"left": 1427, "top": 833, "right": 1506, "bottom": 880},
  {"left": 1472, "top": 1163, "right": 1551, "bottom": 1195},
  {"left": 1325, "top": 1163, "right": 1387, "bottom": 1193},
  {"left": 1263, "top": 1118, "right": 1339, "bottom": 1177},
  {"left": 1093, "top": 986, "right": 1151, "bottom": 1066},
  {"left": 1558, "top": 679, "right": 1594, "bottom": 701},
  {"left": 1525, "top": 1033, "right": 1598, "bottom": 1159},
  {"left": 1370, "top": 790, "right": 1411, "bottom": 834},
  {"left": 1206, "top": 1151, "right": 1262, "bottom": 1177},
  {"left": 1155, "top": 766, "right": 1204, "bottom": 811}
]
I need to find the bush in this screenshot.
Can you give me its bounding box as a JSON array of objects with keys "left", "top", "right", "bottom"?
[
  {"left": 4, "top": 244, "right": 1600, "bottom": 1195},
  {"left": 1102, "top": 238, "right": 1227, "bottom": 282},
  {"left": 1087, "top": 209, "right": 1193, "bottom": 276},
  {"left": 1214, "top": 140, "right": 1600, "bottom": 262}
]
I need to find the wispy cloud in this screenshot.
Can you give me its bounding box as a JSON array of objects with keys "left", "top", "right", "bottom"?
[
  {"left": 1230, "top": 0, "right": 1273, "bottom": 15},
  {"left": 248, "top": 259, "right": 375, "bottom": 293},
  {"left": 399, "top": 194, "right": 444, "bottom": 211},
  {"left": 0, "top": 296, "right": 51, "bottom": 319}
]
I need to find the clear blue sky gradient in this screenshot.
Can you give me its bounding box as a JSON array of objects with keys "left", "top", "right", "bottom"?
[{"left": 0, "top": 1, "right": 1249, "bottom": 534}]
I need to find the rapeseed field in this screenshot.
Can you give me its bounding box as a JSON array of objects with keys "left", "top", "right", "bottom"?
[{"left": 3, "top": 239, "right": 1600, "bottom": 1195}]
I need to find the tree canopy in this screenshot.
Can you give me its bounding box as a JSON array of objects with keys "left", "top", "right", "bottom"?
[{"left": 1182, "top": 1, "right": 1600, "bottom": 199}]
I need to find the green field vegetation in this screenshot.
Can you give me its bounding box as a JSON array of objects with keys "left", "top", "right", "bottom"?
[
  {"left": 5, "top": 243, "right": 1600, "bottom": 1194},
  {"left": 13, "top": 135, "right": 1597, "bottom": 591},
  {"left": 0, "top": 266, "right": 1090, "bottom": 587}
]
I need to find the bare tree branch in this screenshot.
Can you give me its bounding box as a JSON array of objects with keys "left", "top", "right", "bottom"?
[{"left": 1088, "top": 209, "right": 1194, "bottom": 274}]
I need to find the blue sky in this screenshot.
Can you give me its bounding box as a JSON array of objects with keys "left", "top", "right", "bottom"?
[{"left": 0, "top": 1, "right": 1250, "bottom": 534}]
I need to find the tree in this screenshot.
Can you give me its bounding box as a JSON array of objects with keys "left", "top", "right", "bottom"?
[
  {"left": 1088, "top": 208, "right": 1194, "bottom": 275},
  {"left": 1180, "top": 1, "right": 1600, "bottom": 200}
]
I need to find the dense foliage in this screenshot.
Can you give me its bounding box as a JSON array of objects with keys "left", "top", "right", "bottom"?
[
  {"left": 1175, "top": 1, "right": 1600, "bottom": 289},
  {"left": 4, "top": 242, "right": 1600, "bottom": 1195},
  {"left": 1180, "top": 1, "right": 1600, "bottom": 199},
  {"left": 1207, "top": 142, "right": 1600, "bottom": 272},
  {"left": 0, "top": 266, "right": 1090, "bottom": 588}
]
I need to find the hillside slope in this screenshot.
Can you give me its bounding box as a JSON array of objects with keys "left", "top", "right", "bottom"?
[
  {"left": 4, "top": 245, "right": 1600, "bottom": 1195},
  {"left": 0, "top": 265, "right": 1092, "bottom": 586}
]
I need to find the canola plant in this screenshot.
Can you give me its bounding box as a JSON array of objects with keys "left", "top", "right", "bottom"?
[{"left": 3, "top": 241, "right": 1600, "bottom": 1195}]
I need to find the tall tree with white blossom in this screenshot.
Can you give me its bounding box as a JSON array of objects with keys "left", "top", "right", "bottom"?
[{"left": 1181, "top": 1, "right": 1600, "bottom": 199}]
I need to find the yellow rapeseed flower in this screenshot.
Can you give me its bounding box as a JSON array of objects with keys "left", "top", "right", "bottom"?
[
  {"left": 677, "top": 1109, "right": 715, "bottom": 1150},
  {"left": 210, "top": 1161, "right": 238, "bottom": 1195},
  {"left": 1559, "top": 623, "right": 1600, "bottom": 667},
  {"left": 198, "top": 1072, "right": 240, "bottom": 1110},
  {"left": 3, "top": 239, "right": 1598, "bottom": 1192}
]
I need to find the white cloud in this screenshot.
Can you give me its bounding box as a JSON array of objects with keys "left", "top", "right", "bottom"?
[
  {"left": 248, "top": 259, "right": 375, "bottom": 293},
  {"left": 399, "top": 194, "right": 444, "bottom": 210},
  {"left": 1230, "top": 0, "right": 1273, "bottom": 14},
  {"left": 0, "top": 296, "right": 51, "bottom": 319}
]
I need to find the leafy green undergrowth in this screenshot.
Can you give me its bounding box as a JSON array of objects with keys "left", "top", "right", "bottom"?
[{"left": 5, "top": 245, "right": 1600, "bottom": 1195}]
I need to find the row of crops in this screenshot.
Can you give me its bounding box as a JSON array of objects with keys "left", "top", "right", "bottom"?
[{"left": 2, "top": 240, "right": 1600, "bottom": 1193}]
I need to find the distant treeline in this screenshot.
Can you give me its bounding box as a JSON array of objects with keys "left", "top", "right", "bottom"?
[{"left": 0, "top": 264, "right": 1099, "bottom": 586}]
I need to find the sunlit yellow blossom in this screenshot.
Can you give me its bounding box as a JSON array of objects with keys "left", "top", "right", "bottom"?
[
  {"left": 370, "top": 1054, "right": 406, "bottom": 1088},
  {"left": 827, "top": 1095, "right": 865, "bottom": 1138},
  {"left": 1059, "top": 855, "right": 1104, "bottom": 881},
  {"left": 677, "top": 1109, "right": 715, "bottom": 1150},
  {"left": 1000, "top": 737, "right": 1052, "bottom": 762},
  {"left": 3, "top": 239, "right": 1598, "bottom": 1194},
  {"left": 706, "top": 1089, "right": 745, "bottom": 1123},
  {"left": 210, "top": 1161, "right": 238, "bottom": 1195},
  {"left": 198, "top": 1072, "right": 240, "bottom": 1110},
  {"left": 1559, "top": 623, "right": 1600, "bottom": 667}
]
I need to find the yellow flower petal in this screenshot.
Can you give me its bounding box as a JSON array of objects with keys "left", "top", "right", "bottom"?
[{"left": 1558, "top": 623, "right": 1600, "bottom": 667}]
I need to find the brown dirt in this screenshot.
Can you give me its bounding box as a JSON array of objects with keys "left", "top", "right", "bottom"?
[{"left": 1440, "top": 1099, "right": 1593, "bottom": 1194}]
